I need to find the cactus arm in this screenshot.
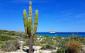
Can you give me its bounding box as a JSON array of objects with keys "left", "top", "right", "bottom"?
[
  {"left": 33, "top": 9, "right": 38, "bottom": 33},
  {"left": 23, "top": 9, "right": 28, "bottom": 33}
]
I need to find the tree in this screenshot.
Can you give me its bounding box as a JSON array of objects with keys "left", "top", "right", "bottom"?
[{"left": 23, "top": 0, "right": 38, "bottom": 53}]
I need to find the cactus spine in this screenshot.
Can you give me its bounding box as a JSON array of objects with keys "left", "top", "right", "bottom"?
[{"left": 23, "top": 0, "right": 38, "bottom": 53}]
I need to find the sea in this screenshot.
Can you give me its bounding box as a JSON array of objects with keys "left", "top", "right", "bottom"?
[{"left": 36, "top": 32, "right": 85, "bottom": 37}]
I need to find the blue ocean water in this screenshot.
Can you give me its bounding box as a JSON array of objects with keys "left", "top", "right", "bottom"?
[{"left": 36, "top": 32, "right": 85, "bottom": 37}]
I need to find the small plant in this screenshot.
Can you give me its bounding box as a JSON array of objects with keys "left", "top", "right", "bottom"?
[
  {"left": 41, "top": 44, "right": 56, "bottom": 50},
  {"left": 57, "top": 48, "right": 66, "bottom": 53}
]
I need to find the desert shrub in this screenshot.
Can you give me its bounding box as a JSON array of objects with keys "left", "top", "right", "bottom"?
[
  {"left": 41, "top": 44, "right": 56, "bottom": 50},
  {"left": 57, "top": 40, "right": 82, "bottom": 53},
  {"left": 57, "top": 48, "right": 67, "bottom": 53},
  {"left": 65, "top": 40, "right": 82, "bottom": 53},
  {"left": 1, "top": 40, "right": 20, "bottom": 52}
]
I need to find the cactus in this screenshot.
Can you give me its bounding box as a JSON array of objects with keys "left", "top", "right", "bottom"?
[{"left": 23, "top": 0, "right": 38, "bottom": 53}]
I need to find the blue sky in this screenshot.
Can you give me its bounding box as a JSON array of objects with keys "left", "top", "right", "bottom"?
[{"left": 0, "top": 0, "right": 85, "bottom": 32}]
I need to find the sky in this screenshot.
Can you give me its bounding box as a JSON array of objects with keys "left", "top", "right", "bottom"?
[{"left": 0, "top": 0, "right": 85, "bottom": 32}]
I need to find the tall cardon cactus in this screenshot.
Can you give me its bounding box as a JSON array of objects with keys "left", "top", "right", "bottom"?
[{"left": 23, "top": 0, "right": 38, "bottom": 53}]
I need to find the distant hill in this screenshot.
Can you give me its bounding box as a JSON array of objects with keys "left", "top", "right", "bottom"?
[
  {"left": 0, "top": 30, "right": 18, "bottom": 40},
  {"left": 0, "top": 30, "right": 23, "bottom": 39},
  {"left": 0, "top": 30, "right": 22, "bottom": 35}
]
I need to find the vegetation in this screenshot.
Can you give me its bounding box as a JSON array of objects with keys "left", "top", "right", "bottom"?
[
  {"left": 57, "top": 38, "right": 82, "bottom": 53},
  {"left": 41, "top": 44, "right": 56, "bottom": 50},
  {"left": 0, "top": 30, "right": 20, "bottom": 51},
  {"left": 0, "top": 30, "right": 85, "bottom": 53},
  {"left": 1, "top": 40, "right": 20, "bottom": 52},
  {"left": 23, "top": 0, "right": 38, "bottom": 53}
]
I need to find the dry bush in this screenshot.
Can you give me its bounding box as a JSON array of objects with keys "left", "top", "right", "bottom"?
[
  {"left": 65, "top": 40, "right": 82, "bottom": 53},
  {"left": 1, "top": 40, "right": 20, "bottom": 52}
]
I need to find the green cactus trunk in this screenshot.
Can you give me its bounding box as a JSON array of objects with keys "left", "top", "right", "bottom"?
[{"left": 23, "top": 0, "right": 38, "bottom": 53}]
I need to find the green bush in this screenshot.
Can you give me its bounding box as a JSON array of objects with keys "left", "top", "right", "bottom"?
[
  {"left": 57, "top": 47, "right": 67, "bottom": 53},
  {"left": 41, "top": 44, "right": 56, "bottom": 50},
  {"left": 1, "top": 40, "right": 20, "bottom": 52}
]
